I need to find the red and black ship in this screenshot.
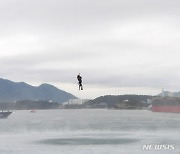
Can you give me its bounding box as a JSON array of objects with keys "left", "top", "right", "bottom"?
[{"left": 151, "top": 97, "right": 180, "bottom": 113}]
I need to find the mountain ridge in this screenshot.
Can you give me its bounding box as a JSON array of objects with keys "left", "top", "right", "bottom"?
[{"left": 0, "top": 78, "right": 77, "bottom": 103}]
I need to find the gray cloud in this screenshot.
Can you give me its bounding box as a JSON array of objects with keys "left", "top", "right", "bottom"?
[{"left": 0, "top": 0, "right": 180, "bottom": 98}]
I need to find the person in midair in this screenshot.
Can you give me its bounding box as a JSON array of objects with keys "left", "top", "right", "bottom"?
[{"left": 77, "top": 73, "right": 83, "bottom": 90}]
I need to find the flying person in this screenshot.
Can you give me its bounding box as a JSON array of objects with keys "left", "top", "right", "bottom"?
[{"left": 77, "top": 73, "right": 83, "bottom": 90}]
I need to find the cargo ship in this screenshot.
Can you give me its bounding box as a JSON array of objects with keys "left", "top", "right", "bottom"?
[{"left": 151, "top": 97, "right": 180, "bottom": 113}]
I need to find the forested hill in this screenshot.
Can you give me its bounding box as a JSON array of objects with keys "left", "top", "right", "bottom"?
[
  {"left": 0, "top": 78, "right": 77, "bottom": 103},
  {"left": 85, "top": 95, "right": 152, "bottom": 109}
]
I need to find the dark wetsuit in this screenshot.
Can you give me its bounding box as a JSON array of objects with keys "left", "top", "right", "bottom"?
[{"left": 77, "top": 74, "right": 83, "bottom": 90}]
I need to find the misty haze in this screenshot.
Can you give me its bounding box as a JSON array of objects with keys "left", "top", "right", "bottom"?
[{"left": 0, "top": 0, "right": 180, "bottom": 154}]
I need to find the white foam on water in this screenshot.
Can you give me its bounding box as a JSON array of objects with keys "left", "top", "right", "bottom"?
[{"left": 0, "top": 109, "right": 179, "bottom": 154}]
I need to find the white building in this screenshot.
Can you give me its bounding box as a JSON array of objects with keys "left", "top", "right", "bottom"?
[{"left": 63, "top": 99, "right": 90, "bottom": 105}]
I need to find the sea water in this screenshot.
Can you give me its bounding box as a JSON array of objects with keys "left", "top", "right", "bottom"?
[{"left": 0, "top": 109, "right": 179, "bottom": 154}]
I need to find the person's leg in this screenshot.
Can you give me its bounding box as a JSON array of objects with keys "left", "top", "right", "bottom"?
[
  {"left": 79, "top": 83, "right": 80, "bottom": 90},
  {"left": 80, "top": 83, "right": 83, "bottom": 90}
]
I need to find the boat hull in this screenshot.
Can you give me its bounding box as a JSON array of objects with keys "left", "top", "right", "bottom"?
[
  {"left": 151, "top": 106, "right": 180, "bottom": 113},
  {"left": 0, "top": 111, "right": 12, "bottom": 118},
  {"left": 151, "top": 97, "right": 180, "bottom": 113}
]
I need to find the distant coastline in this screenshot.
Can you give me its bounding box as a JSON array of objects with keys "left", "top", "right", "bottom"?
[{"left": 0, "top": 95, "right": 152, "bottom": 110}]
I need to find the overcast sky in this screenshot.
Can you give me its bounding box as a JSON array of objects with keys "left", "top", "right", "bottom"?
[{"left": 0, "top": 0, "right": 180, "bottom": 99}]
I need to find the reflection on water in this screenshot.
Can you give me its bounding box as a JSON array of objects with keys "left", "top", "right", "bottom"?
[
  {"left": 37, "top": 137, "right": 139, "bottom": 145},
  {"left": 0, "top": 109, "right": 180, "bottom": 154}
]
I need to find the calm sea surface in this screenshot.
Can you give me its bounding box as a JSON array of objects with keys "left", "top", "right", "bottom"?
[{"left": 0, "top": 109, "right": 179, "bottom": 154}]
